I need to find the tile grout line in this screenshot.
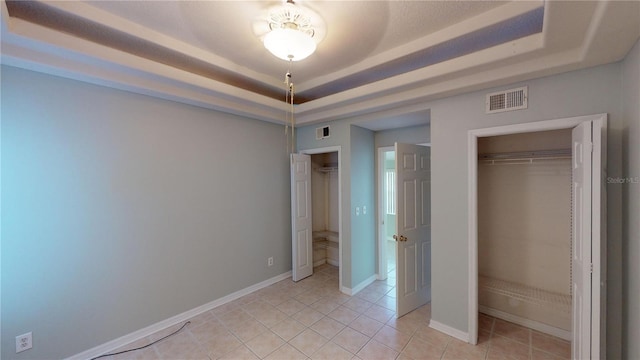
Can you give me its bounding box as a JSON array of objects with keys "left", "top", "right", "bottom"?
[{"left": 128, "top": 266, "right": 444, "bottom": 360}]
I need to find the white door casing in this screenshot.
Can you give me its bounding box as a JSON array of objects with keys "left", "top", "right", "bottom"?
[
  {"left": 377, "top": 146, "right": 395, "bottom": 281},
  {"left": 571, "top": 119, "right": 606, "bottom": 360},
  {"left": 593, "top": 118, "right": 607, "bottom": 360},
  {"left": 395, "top": 143, "right": 431, "bottom": 317},
  {"left": 291, "top": 153, "right": 313, "bottom": 282},
  {"left": 572, "top": 121, "right": 592, "bottom": 359}
]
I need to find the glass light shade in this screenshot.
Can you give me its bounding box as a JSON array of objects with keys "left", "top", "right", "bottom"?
[{"left": 264, "top": 28, "right": 317, "bottom": 61}]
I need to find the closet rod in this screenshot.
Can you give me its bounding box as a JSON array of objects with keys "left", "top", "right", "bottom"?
[
  {"left": 315, "top": 163, "right": 338, "bottom": 173},
  {"left": 478, "top": 148, "right": 571, "bottom": 161}
]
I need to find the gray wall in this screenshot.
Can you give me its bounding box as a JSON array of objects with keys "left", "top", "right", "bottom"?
[
  {"left": 349, "top": 126, "right": 376, "bottom": 287},
  {"left": 621, "top": 39, "right": 640, "bottom": 360},
  {"left": 1, "top": 66, "right": 292, "bottom": 359},
  {"left": 430, "top": 61, "right": 627, "bottom": 359},
  {"left": 374, "top": 124, "right": 430, "bottom": 148}
]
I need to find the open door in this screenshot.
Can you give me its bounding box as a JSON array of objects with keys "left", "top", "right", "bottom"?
[
  {"left": 395, "top": 143, "right": 431, "bottom": 317},
  {"left": 291, "top": 153, "right": 313, "bottom": 282},
  {"left": 571, "top": 118, "right": 606, "bottom": 359}
]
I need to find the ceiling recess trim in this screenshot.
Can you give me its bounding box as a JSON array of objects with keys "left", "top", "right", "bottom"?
[
  {"left": 4, "top": 0, "right": 286, "bottom": 100},
  {"left": 2, "top": 0, "right": 639, "bottom": 129},
  {"left": 296, "top": 7, "right": 544, "bottom": 103}
]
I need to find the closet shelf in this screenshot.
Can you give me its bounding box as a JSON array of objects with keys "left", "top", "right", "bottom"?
[
  {"left": 313, "top": 229, "right": 338, "bottom": 250},
  {"left": 313, "top": 230, "right": 339, "bottom": 252},
  {"left": 313, "top": 239, "right": 339, "bottom": 250},
  {"left": 479, "top": 276, "right": 571, "bottom": 314},
  {"left": 315, "top": 162, "right": 338, "bottom": 173},
  {"left": 316, "top": 166, "right": 338, "bottom": 173},
  {"left": 479, "top": 149, "right": 571, "bottom": 165},
  {"left": 313, "top": 230, "right": 339, "bottom": 241}
]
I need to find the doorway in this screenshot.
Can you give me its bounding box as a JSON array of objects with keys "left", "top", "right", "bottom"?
[
  {"left": 378, "top": 146, "right": 397, "bottom": 281},
  {"left": 377, "top": 143, "right": 431, "bottom": 318},
  {"left": 467, "top": 114, "right": 607, "bottom": 359},
  {"left": 291, "top": 146, "right": 343, "bottom": 291}
]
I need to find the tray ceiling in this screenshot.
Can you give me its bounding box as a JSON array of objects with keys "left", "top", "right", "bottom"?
[{"left": 1, "top": 1, "right": 639, "bottom": 129}]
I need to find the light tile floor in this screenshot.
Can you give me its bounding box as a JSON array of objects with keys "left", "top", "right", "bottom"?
[{"left": 109, "top": 265, "right": 570, "bottom": 360}]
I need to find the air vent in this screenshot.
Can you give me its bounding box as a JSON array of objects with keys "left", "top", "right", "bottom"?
[
  {"left": 316, "top": 126, "right": 330, "bottom": 140},
  {"left": 486, "top": 86, "right": 528, "bottom": 114}
]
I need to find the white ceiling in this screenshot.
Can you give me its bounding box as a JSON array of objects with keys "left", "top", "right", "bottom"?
[{"left": 1, "top": 1, "right": 639, "bottom": 130}]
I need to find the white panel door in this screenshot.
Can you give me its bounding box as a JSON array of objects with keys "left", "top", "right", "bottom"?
[
  {"left": 571, "top": 118, "right": 606, "bottom": 359},
  {"left": 291, "top": 153, "right": 313, "bottom": 282},
  {"left": 395, "top": 143, "right": 431, "bottom": 317},
  {"left": 572, "top": 121, "right": 592, "bottom": 360}
]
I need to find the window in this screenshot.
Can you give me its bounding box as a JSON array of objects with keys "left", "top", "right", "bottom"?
[{"left": 385, "top": 169, "right": 396, "bottom": 215}]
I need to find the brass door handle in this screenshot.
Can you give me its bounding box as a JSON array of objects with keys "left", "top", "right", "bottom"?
[{"left": 393, "top": 235, "right": 408, "bottom": 242}]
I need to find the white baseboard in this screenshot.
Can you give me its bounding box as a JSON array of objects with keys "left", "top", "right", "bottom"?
[
  {"left": 478, "top": 305, "right": 571, "bottom": 341},
  {"left": 341, "top": 274, "right": 377, "bottom": 296},
  {"left": 314, "top": 259, "right": 338, "bottom": 267},
  {"left": 429, "top": 319, "right": 470, "bottom": 343},
  {"left": 67, "top": 271, "right": 292, "bottom": 360},
  {"left": 376, "top": 273, "right": 388, "bottom": 281}
]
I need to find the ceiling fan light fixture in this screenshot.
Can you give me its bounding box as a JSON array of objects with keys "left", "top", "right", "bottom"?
[
  {"left": 264, "top": 27, "right": 316, "bottom": 61},
  {"left": 262, "top": 1, "right": 321, "bottom": 61}
]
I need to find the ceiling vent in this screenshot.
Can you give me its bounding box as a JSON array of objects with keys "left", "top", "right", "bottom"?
[
  {"left": 316, "top": 126, "right": 330, "bottom": 140},
  {"left": 486, "top": 86, "right": 528, "bottom": 114}
]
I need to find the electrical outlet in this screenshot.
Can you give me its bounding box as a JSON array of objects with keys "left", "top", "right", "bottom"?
[
  {"left": 268, "top": 257, "right": 274, "bottom": 266},
  {"left": 16, "top": 332, "right": 32, "bottom": 353}
]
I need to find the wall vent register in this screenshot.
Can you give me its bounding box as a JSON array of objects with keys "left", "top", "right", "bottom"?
[
  {"left": 486, "top": 86, "right": 528, "bottom": 114},
  {"left": 316, "top": 126, "right": 330, "bottom": 140}
]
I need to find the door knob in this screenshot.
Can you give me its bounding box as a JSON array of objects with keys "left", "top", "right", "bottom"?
[{"left": 393, "top": 235, "right": 408, "bottom": 242}]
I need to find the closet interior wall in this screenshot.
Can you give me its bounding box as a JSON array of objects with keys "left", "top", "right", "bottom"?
[
  {"left": 477, "top": 129, "right": 573, "bottom": 338},
  {"left": 311, "top": 152, "right": 339, "bottom": 267}
]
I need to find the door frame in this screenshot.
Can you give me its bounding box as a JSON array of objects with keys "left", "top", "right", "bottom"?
[
  {"left": 377, "top": 143, "right": 431, "bottom": 280},
  {"left": 377, "top": 146, "right": 395, "bottom": 280},
  {"left": 300, "top": 146, "right": 343, "bottom": 292},
  {"left": 466, "top": 113, "right": 607, "bottom": 347}
]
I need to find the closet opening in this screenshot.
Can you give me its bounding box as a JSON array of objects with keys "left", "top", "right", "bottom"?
[
  {"left": 310, "top": 152, "right": 340, "bottom": 274},
  {"left": 467, "top": 114, "right": 607, "bottom": 359},
  {"left": 291, "top": 146, "right": 342, "bottom": 289},
  {"left": 476, "top": 129, "right": 573, "bottom": 342}
]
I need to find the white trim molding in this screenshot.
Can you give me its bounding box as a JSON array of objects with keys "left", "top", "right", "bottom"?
[
  {"left": 66, "top": 271, "right": 292, "bottom": 360},
  {"left": 342, "top": 274, "right": 377, "bottom": 296},
  {"left": 479, "top": 305, "right": 571, "bottom": 341},
  {"left": 429, "top": 320, "right": 469, "bottom": 342}
]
